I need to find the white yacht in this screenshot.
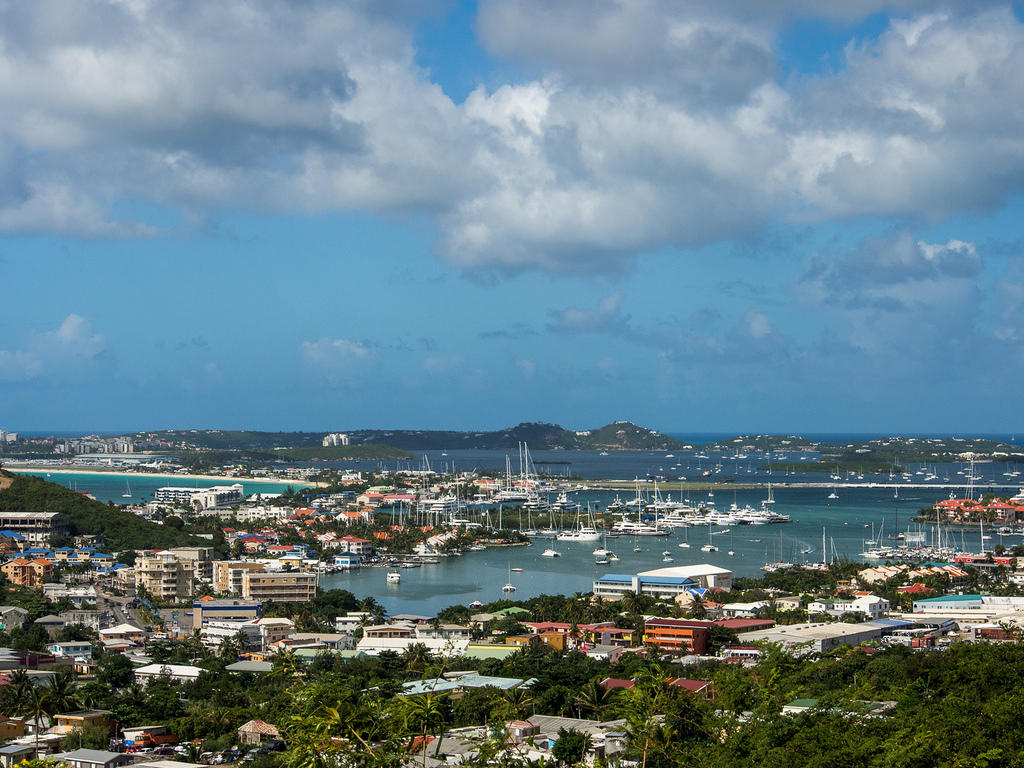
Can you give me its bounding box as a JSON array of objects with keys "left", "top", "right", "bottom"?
[
  {"left": 541, "top": 547, "right": 561, "bottom": 557},
  {"left": 386, "top": 570, "right": 401, "bottom": 584}
]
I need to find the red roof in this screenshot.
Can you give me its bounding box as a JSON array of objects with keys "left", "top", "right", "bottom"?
[
  {"left": 668, "top": 678, "right": 711, "bottom": 693},
  {"left": 599, "top": 678, "right": 635, "bottom": 690}
]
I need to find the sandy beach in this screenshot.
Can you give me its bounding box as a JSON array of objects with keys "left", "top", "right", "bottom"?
[{"left": 5, "top": 466, "right": 324, "bottom": 487}]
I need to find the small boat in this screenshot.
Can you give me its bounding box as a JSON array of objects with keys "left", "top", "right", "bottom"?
[
  {"left": 469, "top": 600, "right": 484, "bottom": 609},
  {"left": 594, "top": 557, "right": 611, "bottom": 565},
  {"left": 828, "top": 488, "right": 839, "bottom": 500},
  {"left": 678, "top": 541, "right": 690, "bottom": 548},
  {"left": 541, "top": 548, "right": 561, "bottom": 557},
  {"left": 700, "top": 543, "right": 719, "bottom": 553},
  {"left": 386, "top": 570, "right": 401, "bottom": 584},
  {"left": 502, "top": 564, "right": 517, "bottom": 593},
  {"left": 122, "top": 480, "right": 132, "bottom": 499},
  {"left": 510, "top": 567, "right": 524, "bottom": 572},
  {"left": 662, "top": 555, "right": 674, "bottom": 562}
]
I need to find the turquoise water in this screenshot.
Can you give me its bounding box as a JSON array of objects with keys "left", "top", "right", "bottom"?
[{"left": 12, "top": 471, "right": 309, "bottom": 503}]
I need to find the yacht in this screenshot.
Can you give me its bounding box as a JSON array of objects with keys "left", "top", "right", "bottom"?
[
  {"left": 502, "top": 564, "right": 517, "bottom": 593},
  {"left": 610, "top": 520, "right": 667, "bottom": 536},
  {"left": 386, "top": 570, "right": 401, "bottom": 584},
  {"left": 541, "top": 547, "right": 561, "bottom": 557}
]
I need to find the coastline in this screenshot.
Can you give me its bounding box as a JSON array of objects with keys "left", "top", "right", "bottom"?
[{"left": 5, "top": 467, "right": 322, "bottom": 488}]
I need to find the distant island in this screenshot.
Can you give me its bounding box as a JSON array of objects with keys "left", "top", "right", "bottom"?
[{"left": 2, "top": 423, "right": 1021, "bottom": 463}]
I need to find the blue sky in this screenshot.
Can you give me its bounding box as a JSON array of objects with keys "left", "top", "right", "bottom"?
[{"left": 2, "top": 0, "right": 1024, "bottom": 434}]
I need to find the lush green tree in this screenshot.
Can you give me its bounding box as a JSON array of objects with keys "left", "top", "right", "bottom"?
[{"left": 551, "top": 727, "right": 590, "bottom": 766}]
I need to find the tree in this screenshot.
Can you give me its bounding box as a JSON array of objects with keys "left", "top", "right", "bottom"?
[
  {"left": 551, "top": 727, "right": 590, "bottom": 766},
  {"left": 401, "top": 693, "right": 448, "bottom": 767},
  {"left": 27, "top": 686, "right": 55, "bottom": 751},
  {"left": 45, "top": 670, "right": 79, "bottom": 713},
  {"left": 574, "top": 679, "right": 617, "bottom": 720}
]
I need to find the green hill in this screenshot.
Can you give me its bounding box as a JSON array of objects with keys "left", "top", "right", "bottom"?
[{"left": 0, "top": 470, "right": 208, "bottom": 553}]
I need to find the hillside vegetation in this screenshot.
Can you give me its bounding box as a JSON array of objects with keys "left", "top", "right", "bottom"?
[{"left": 0, "top": 470, "right": 207, "bottom": 553}]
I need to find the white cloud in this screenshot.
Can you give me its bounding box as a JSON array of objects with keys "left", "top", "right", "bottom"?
[
  {"left": 301, "top": 337, "right": 372, "bottom": 366},
  {"left": 1, "top": 1, "right": 1023, "bottom": 275},
  {"left": 0, "top": 314, "right": 105, "bottom": 381}
]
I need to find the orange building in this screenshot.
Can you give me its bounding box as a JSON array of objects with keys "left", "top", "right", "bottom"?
[
  {"left": 642, "top": 618, "right": 711, "bottom": 655},
  {"left": 1, "top": 557, "right": 54, "bottom": 587}
]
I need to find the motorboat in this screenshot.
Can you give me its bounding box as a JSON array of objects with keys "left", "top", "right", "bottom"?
[{"left": 386, "top": 571, "right": 401, "bottom": 584}]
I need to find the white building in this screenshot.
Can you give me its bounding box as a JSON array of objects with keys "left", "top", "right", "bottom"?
[
  {"left": 154, "top": 484, "right": 244, "bottom": 510},
  {"left": 322, "top": 433, "right": 351, "bottom": 447},
  {"left": 808, "top": 595, "right": 890, "bottom": 620},
  {"left": 592, "top": 564, "right": 732, "bottom": 600},
  {"left": 134, "top": 663, "right": 205, "bottom": 685}
]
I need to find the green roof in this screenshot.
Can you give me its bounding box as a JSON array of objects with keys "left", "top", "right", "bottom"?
[
  {"left": 785, "top": 698, "right": 819, "bottom": 709},
  {"left": 462, "top": 644, "right": 519, "bottom": 661},
  {"left": 491, "top": 607, "right": 530, "bottom": 616},
  {"left": 295, "top": 648, "right": 367, "bottom": 661},
  {"left": 915, "top": 594, "right": 982, "bottom": 603}
]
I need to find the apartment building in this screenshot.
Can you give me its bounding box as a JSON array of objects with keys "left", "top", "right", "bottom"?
[
  {"left": 0, "top": 512, "right": 69, "bottom": 545},
  {"left": 212, "top": 561, "right": 267, "bottom": 594},
  {"left": 241, "top": 571, "right": 317, "bottom": 602},
  {"left": 1, "top": 557, "right": 54, "bottom": 587},
  {"left": 642, "top": 618, "right": 712, "bottom": 655},
  {"left": 166, "top": 547, "right": 214, "bottom": 583},
  {"left": 135, "top": 551, "right": 189, "bottom": 601}
]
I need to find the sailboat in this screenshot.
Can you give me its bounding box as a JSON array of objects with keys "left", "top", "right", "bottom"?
[
  {"left": 122, "top": 480, "right": 132, "bottom": 499},
  {"left": 827, "top": 487, "right": 839, "bottom": 500},
  {"left": 700, "top": 526, "right": 718, "bottom": 553},
  {"left": 678, "top": 526, "right": 690, "bottom": 549},
  {"left": 502, "top": 564, "right": 517, "bottom": 593}
]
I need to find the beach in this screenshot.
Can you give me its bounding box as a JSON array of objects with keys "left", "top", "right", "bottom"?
[{"left": 4, "top": 466, "right": 323, "bottom": 487}]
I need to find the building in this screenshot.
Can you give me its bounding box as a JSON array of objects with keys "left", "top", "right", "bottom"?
[
  {"left": 0, "top": 607, "right": 28, "bottom": 631},
  {"left": 241, "top": 571, "right": 317, "bottom": 603},
  {"left": 191, "top": 597, "right": 262, "bottom": 627},
  {"left": 237, "top": 719, "right": 281, "bottom": 745},
  {"left": 133, "top": 663, "right": 205, "bottom": 686},
  {"left": 135, "top": 551, "right": 190, "bottom": 601},
  {"left": 737, "top": 619, "right": 918, "bottom": 654},
  {"left": 642, "top": 619, "right": 712, "bottom": 655},
  {"left": 52, "top": 750, "right": 131, "bottom": 768},
  {"left": 212, "top": 561, "right": 267, "bottom": 594},
  {"left": 0, "top": 512, "right": 69, "bottom": 545},
  {"left": 808, "top": 595, "right": 890, "bottom": 620},
  {"left": 98, "top": 624, "right": 146, "bottom": 644},
  {"left": 154, "top": 485, "right": 244, "bottom": 510},
  {"left": 166, "top": 547, "right": 214, "bottom": 582},
  {"left": 52, "top": 711, "right": 115, "bottom": 736},
  {"left": 48, "top": 641, "right": 93, "bottom": 663},
  {"left": 322, "top": 433, "right": 350, "bottom": 447},
  {"left": 1, "top": 558, "right": 54, "bottom": 587},
  {"left": 593, "top": 564, "right": 732, "bottom": 601}
]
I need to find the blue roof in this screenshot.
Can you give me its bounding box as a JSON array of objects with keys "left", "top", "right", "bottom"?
[
  {"left": 0, "top": 531, "right": 25, "bottom": 540},
  {"left": 637, "top": 576, "right": 697, "bottom": 586},
  {"left": 595, "top": 574, "right": 635, "bottom": 583},
  {"left": 91, "top": 554, "right": 112, "bottom": 559},
  {"left": 869, "top": 619, "right": 915, "bottom": 628}
]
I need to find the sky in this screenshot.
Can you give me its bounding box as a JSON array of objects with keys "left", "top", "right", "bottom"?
[{"left": 2, "top": 0, "right": 1024, "bottom": 434}]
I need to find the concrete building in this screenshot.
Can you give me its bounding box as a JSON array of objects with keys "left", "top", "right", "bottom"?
[
  {"left": 135, "top": 551, "right": 189, "bottom": 601},
  {"left": 241, "top": 571, "right": 317, "bottom": 603},
  {"left": 1, "top": 558, "right": 54, "bottom": 587},
  {"left": 736, "top": 619, "right": 917, "bottom": 654},
  {"left": 133, "top": 663, "right": 204, "bottom": 686},
  {"left": 191, "top": 597, "right": 262, "bottom": 627},
  {"left": 322, "top": 433, "right": 350, "bottom": 447},
  {"left": 593, "top": 564, "right": 732, "bottom": 601},
  {"left": 52, "top": 749, "right": 130, "bottom": 768},
  {"left": 808, "top": 595, "right": 890, "bottom": 620},
  {"left": 154, "top": 485, "right": 244, "bottom": 510},
  {"left": 0, "top": 512, "right": 69, "bottom": 545},
  {"left": 166, "top": 547, "right": 214, "bottom": 583},
  {"left": 212, "top": 561, "right": 267, "bottom": 594}
]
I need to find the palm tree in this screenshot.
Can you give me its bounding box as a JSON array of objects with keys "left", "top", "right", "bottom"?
[
  {"left": 574, "top": 679, "right": 617, "bottom": 720},
  {"left": 400, "top": 693, "right": 446, "bottom": 767},
  {"left": 2, "top": 668, "right": 33, "bottom": 716},
  {"left": 27, "top": 687, "right": 54, "bottom": 752},
  {"left": 501, "top": 687, "right": 534, "bottom": 720},
  {"left": 45, "top": 670, "right": 79, "bottom": 714},
  {"left": 402, "top": 643, "right": 432, "bottom": 674}
]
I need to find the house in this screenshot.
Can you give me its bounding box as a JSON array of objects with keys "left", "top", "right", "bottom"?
[
  {"left": 33, "top": 614, "right": 67, "bottom": 639},
  {"left": 237, "top": 719, "right": 281, "bottom": 745},
  {"left": 808, "top": 595, "right": 890, "bottom": 620},
  {"left": 51, "top": 749, "right": 131, "bottom": 768},
  {"left": 53, "top": 710, "right": 115, "bottom": 736},
  {"left": 99, "top": 624, "right": 146, "bottom": 644},
  {"left": 0, "top": 607, "right": 28, "bottom": 631},
  {"left": 48, "top": 642, "right": 93, "bottom": 662},
  {"left": 0, "top": 744, "right": 36, "bottom": 767}
]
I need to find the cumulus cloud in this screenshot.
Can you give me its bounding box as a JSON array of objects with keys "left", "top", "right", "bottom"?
[
  {"left": 799, "top": 231, "right": 981, "bottom": 311},
  {"left": 0, "top": 314, "right": 106, "bottom": 381},
  {"left": 547, "top": 292, "right": 628, "bottom": 333},
  {"left": 2, "top": 1, "right": 1024, "bottom": 274}
]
